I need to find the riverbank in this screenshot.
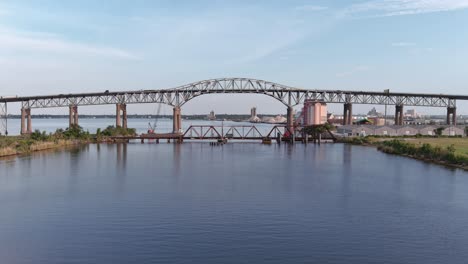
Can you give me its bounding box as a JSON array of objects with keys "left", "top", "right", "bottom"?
[
  {"left": 0, "top": 125, "right": 136, "bottom": 158},
  {"left": 0, "top": 137, "right": 89, "bottom": 157},
  {"left": 338, "top": 136, "right": 468, "bottom": 170}
]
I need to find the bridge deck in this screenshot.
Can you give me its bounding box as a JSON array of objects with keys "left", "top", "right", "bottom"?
[{"left": 1, "top": 78, "right": 467, "bottom": 108}]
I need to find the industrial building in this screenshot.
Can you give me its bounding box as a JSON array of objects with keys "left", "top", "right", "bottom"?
[
  {"left": 337, "top": 125, "right": 466, "bottom": 137},
  {"left": 302, "top": 100, "right": 327, "bottom": 126}
]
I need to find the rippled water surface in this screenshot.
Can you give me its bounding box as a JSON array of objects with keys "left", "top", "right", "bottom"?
[{"left": 1, "top": 142, "right": 468, "bottom": 264}]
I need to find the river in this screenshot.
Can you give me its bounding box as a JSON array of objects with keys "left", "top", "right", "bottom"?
[
  {"left": 1, "top": 138, "right": 468, "bottom": 263},
  {"left": 5, "top": 118, "right": 277, "bottom": 136}
]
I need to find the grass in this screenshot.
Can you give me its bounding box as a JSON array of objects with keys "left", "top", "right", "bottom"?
[
  {"left": 338, "top": 136, "right": 468, "bottom": 170},
  {"left": 402, "top": 138, "right": 468, "bottom": 158},
  {"left": 0, "top": 125, "right": 137, "bottom": 157}
]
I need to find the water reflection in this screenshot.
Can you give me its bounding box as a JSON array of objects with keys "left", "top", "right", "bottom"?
[
  {"left": 1, "top": 143, "right": 468, "bottom": 264},
  {"left": 115, "top": 143, "right": 127, "bottom": 195},
  {"left": 172, "top": 143, "right": 181, "bottom": 178},
  {"left": 342, "top": 144, "right": 352, "bottom": 167}
]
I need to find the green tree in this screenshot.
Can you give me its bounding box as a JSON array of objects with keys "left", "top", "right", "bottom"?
[
  {"left": 30, "top": 130, "right": 49, "bottom": 141},
  {"left": 434, "top": 127, "right": 444, "bottom": 136}
]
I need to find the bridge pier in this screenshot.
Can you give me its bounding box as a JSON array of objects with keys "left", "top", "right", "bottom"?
[
  {"left": 343, "top": 103, "right": 352, "bottom": 125},
  {"left": 69, "top": 105, "right": 78, "bottom": 127},
  {"left": 173, "top": 106, "right": 182, "bottom": 133},
  {"left": 395, "top": 105, "right": 404, "bottom": 125},
  {"left": 116, "top": 103, "right": 127, "bottom": 128},
  {"left": 20, "top": 108, "right": 32, "bottom": 135},
  {"left": 447, "top": 107, "right": 457, "bottom": 125},
  {"left": 286, "top": 106, "right": 294, "bottom": 134}
]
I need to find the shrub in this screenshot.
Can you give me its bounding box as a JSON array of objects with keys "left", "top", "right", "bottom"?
[
  {"left": 30, "top": 130, "right": 49, "bottom": 141},
  {"left": 101, "top": 126, "right": 136, "bottom": 137},
  {"left": 434, "top": 127, "right": 444, "bottom": 136},
  {"left": 379, "top": 140, "right": 468, "bottom": 166}
]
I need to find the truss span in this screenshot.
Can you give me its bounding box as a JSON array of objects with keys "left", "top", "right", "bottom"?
[{"left": 1, "top": 77, "right": 467, "bottom": 109}]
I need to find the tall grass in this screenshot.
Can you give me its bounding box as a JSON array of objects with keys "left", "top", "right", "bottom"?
[{"left": 377, "top": 139, "right": 468, "bottom": 167}]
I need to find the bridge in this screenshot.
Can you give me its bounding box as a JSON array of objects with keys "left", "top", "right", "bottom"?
[
  {"left": 1, "top": 77, "right": 468, "bottom": 135},
  {"left": 106, "top": 125, "right": 336, "bottom": 144}
]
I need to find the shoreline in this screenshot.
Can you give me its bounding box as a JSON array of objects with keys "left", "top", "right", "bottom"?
[
  {"left": 338, "top": 137, "right": 468, "bottom": 171},
  {"left": 2, "top": 134, "right": 467, "bottom": 172},
  {"left": 0, "top": 138, "right": 92, "bottom": 158}
]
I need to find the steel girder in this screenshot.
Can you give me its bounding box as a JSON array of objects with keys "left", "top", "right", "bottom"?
[
  {"left": 20, "top": 92, "right": 179, "bottom": 109},
  {"left": 1, "top": 78, "right": 462, "bottom": 109}
]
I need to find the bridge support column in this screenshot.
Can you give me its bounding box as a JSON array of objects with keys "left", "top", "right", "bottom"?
[
  {"left": 287, "top": 106, "right": 294, "bottom": 134},
  {"left": 395, "top": 105, "right": 404, "bottom": 126},
  {"left": 173, "top": 106, "right": 182, "bottom": 134},
  {"left": 447, "top": 107, "right": 457, "bottom": 125},
  {"left": 116, "top": 104, "right": 127, "bottom": 128},
  {"left": 20, "top": 108, "right": 26, "bottom": 135},
  {"left": 21, "top": 108, "right": 32, "bottom": 135},
  {"left": 343, "top": 103, "right": 352, "bottom": 125},
  {"left": 69, "top": 105, "right": 78, "bottom": 127}
]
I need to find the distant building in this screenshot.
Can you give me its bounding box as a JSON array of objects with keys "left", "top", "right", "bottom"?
[
  {"left": 302, "top": 100, "right": 327, "bottom": 125},
  {"left": 374, "top": 126, "right": 397, "bottom": 136},
  {"left": 442, "top": 126, "right": 465, "bottom": 136},
  {"left": 367, "top": 107, "right": 381, "bottom": 117},
  {"left": 251, "top": 107, "right": 257, "bottom": 118},
  {"left": 367, "top": 117, "right": 385, "bottom": 126},
  {"left": 249, "top": 107, "right": 261, "bottom": 123},
  {"left": 262, "top": 115, "right": 287, "bottom": 124},
  {"left": 418, "top": 125, "right": 437, "bottom": 136},
  {"left": 337, "top": 125, "right": 376, "bottom": 137},
  {"left": 405, "top": 109, "right": 419, "bottom": 118},
  {"left": 395, "top": 126, "right": 419, "bottom": 136},
  {"left": 336, "top": 125, "right": 465, "bottom": 137},
  {"left": 207, "top": 110, "right": 216, "bottom": 120}
]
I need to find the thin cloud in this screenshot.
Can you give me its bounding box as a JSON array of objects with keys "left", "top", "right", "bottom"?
[
  {"left": 343, "top": 0, "right": 468, "bottom": 17},
  {"left": 336, "top": 66, "right": 370, "bottom": 78},
  {"left": 295, "top": 5, "right": 329, "bottom": 11},
  {"left": 0, "top": 28, "right": 138, "bottom": 60},
  {"left": 392, "top": 42, "right": 416, "bottom": 47}
]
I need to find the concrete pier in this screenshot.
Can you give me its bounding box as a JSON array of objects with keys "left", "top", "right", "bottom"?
[
  {"left": 286, "top": 106, "right": 294, "bottom": 134},
  {"left": 20, "top": 108, "right": 32, "bottom": 135},
  {"left": 69, "top": 105, "right": 78, "bottom": 127},
  {"left": 116, "top": 104, "right": 127, "bottom": 128},
  {"left": 343, "top": 103, "right": 353, "bottom": 125},
  {"left": 173, "top": 106, "right": 182, "bottom": 133},
  {"left": 447, "top": 107, "right": 457, "bottom": 125},
  {"left": 395, "top": 105, "right": 404, "bottom": 126}
]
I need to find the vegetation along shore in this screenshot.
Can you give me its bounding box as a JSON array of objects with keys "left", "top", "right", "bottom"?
[
  {"left": 339, "top": 136, "right": 468, "bottom": 170},
  {"left": 0, "top": 125, "right": 136, "bottom": 158}
]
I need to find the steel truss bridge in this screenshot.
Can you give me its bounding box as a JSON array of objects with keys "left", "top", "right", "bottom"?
[
  {"left": 110, "top": 125, "right": 335, "bottom": 143},
  {"left": 1, "top": 77, "right": 468, "bottom": 135}
]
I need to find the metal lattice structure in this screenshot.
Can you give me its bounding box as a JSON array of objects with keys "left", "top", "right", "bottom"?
[
  {"left": 1, "top": 78, "right": 467, "bottom": 109},
  {"left": 183, "top": 125, "right": 266, "bottom": 140}
]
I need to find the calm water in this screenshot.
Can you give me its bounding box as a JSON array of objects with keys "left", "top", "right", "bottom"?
[
  {"left": 1, "top": 142, "right": 468, "bottom": 264},
  {"left": 5, "top": 118, "right": 276, "bottom": 136}
]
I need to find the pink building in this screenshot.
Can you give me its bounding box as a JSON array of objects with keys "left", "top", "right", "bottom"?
[{"left": 302, "top": 100, "right": 327, "bottom": 125}]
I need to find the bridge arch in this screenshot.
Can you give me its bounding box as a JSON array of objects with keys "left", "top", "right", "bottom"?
[{"left": 168, "top": 78, "right": 305, "bottom": 107}]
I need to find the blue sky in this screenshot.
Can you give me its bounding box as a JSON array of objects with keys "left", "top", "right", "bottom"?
[{"left": 1, "top": 0, "right": 468, "bottom": 115}]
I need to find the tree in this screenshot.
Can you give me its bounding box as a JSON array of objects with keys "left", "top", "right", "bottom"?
[
  {"left": 434, "top": 127, "right": 444, "bottom": 136},
  {"left": 30, "top": 130, "right": 49, "bottom": 141},
  {"left": 301, "top": 124, "right": 335, "bottom": 143}
]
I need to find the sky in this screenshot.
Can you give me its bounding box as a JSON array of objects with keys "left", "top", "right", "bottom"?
[{"left": 1, "top": 0, "right": 468, "bottom": 116}]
